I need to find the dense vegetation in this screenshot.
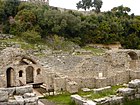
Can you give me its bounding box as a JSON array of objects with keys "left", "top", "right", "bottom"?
[{"left": 0, "top": 0, "right": 140, "bottom": 49}]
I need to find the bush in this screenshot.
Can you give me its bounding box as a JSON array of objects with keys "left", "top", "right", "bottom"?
[{"left": 21, "top": 30, "right": 41, "bottom": 43}]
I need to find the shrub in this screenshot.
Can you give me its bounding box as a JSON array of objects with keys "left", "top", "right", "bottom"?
[{"left": 21, "top": 30, "right": 41, "bottom": 43}]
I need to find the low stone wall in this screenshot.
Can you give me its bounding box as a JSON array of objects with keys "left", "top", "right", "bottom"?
[
  {"left": 71, "top": 79, "right": 140, "bottom": 105},
  {"left": 0, "top": 85, "right": 38, "bottom": 105},
  {"left": 94, "top": 79, "right": 140, "bottom": 105},
  {"left": 0, "top": 85, "right": 33, "bottom": 96}
]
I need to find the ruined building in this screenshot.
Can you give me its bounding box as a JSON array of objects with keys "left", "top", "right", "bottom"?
[
  {"left": 0, "top": 47, "right": 140, "bottom": 94},
  {"left": 0, "top": 48, "right": 44, "bottom": 88}
]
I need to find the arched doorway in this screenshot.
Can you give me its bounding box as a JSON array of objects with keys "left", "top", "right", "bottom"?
[
  {"left": 6, "top": 67, "right": 14, "bottom": 87},
  {"left": 26, "top": 66, "right": 34, "bottom": 83},
  {"left": 128, "top": 52, "right": 138, "bottom": 60},
  {"left": 128, "top": 51, "right": 138, "bottom": 69}
]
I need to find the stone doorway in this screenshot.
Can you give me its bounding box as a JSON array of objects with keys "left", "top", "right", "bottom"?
[
  {"left": 6, "top": 67, "right": 14, "bottom": 87},
  {"left": 26, "top": 66, "right": 34, "bottom": 83}
]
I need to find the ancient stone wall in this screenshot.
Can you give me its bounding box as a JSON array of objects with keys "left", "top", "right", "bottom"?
[{"left": 0, "top": 85, "right": 38, "bottom": 105}]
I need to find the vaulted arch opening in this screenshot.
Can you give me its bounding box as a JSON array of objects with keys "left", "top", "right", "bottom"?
[
  {"left": 6, "top": 67, "right": 14, "bottom": 87},
  {"left": 128, "top": 52, "right": 138, "bottom": 60},
  {"left": 26, "top": 66, "right": 34, "bottom": 83}
]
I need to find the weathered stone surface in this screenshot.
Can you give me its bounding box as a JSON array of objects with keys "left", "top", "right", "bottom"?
[
  {"left": 14, "top": 96, "right": 24, "bottom": 105},
  {"left": 8, "top": 100, "right": 19, "bottom": 105},
  {"left": 25, "top": 102, "right": 37, "bottom": 105},
  {"left": 135, "top": 94, "right": 140, "bottom": 99},
  {"left": 93, "top": 86, "right": 111, "bottom": 93},
  {"left": 94, "top": 97, "right": 108, "bottom": 104},
  {"left": 23, "top": 93, "right": 36, "bottom": 98},
  {"left": 83, "top": 100, "right": 96, "bottom": 105},
  {"left": 66, "top": 81, "right": 78, "bottom": 94},
  {"left": 24, "top": 97, "right": 38, "bottom": 103},
  {"left": 109, "top": 96, "right": 123, "bottom": 105},
  {"left": 117, "top": 88, "right": 135, "bottom": 96},
  {"left": 81, "top": 88, "right": 91, "bottom": 92},
  {"left": 0, "top": 102, "right": 8, "bottom": 105},
  {"left": 71, "top": 94, "right": 86, "bottom": 105},
  {"left": 0, "top": 91, "right": 8, "bottom": 102},
  {"left": 128, "top": 79, "right": 140, "bottom": 88},
  {"left": 16, "top": 85, "right": 33, "bottom": 95},
  {"left": 0, "top": 87, "right": 16, "bottom": 96}
]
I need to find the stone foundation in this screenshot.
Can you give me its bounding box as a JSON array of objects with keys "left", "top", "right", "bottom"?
[{"left": 0, "top": 85, "right": 38, "bottom": 105}]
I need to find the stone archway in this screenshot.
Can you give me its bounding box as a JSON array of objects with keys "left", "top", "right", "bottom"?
[
  {"left": 26, "top": 66, "right": 34, "bottom": 84},
  {"left": 128, "top": 51, "right": 138, "bottom": 69},
  {"left": 6, "top": 67, "right": 14, "bottom": 87},
  {"left": 128, "top": 51, "right": 138, "bottom": 60}
]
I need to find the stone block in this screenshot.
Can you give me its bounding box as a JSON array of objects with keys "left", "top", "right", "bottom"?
[
  {"left": 81, "top": 88, "right": 91, "bottom": 92},
  {"left": 16, "top": 85, "right": 33, "bottom": 95},
  {"left": 128, "top": 79, "right": 140, "bottom": 88},
  {"left": 137, "top": 88, "right": 140, "bottom": 93},
  {"left": 71, "top": 94, "right": 86, "bottom": 105},
  {"left": 0, "top": 87, "right": 16, "bottom": 96},
  {"left": 24, "top": 97, "right": 38, "bottom": 103},
  {"left": 109, "top": 96, "right": 123, "bottom": 105},
  {"left": 23, "top": 93, "right": 36, "bottom": 98},
  {"left": 117, "top": 88, "right": 135, "bottom": 96},
  {"left": 8, "top": 100, "right": 19, "bottom": 105},
  {"left": 135, "top": 94, "right": 140, "bottom": 99},
  {"left": 66, "top": 81, "right": 78, "bottom": 94},
  {"left": 25, "top": 102, "right": 37, "bottom": 105},
  {"left": 0, "top": 91, "right": 8, "bottom": 102},
  {"left": 14, "top": 96, "right": 24, "bottom": 105},
  {"left": 0, "top": 102, "right": 8, "bottom": 105},
  {"left": 93, "top": 86, "right": 111, "bottom": 93}
]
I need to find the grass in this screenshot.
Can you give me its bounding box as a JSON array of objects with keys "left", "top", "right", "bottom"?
[
  {"left": 83, "top": 46, "right": 105, "bottom": 55},
  {"left": 78, "top": 85, "right": 125, "bottom": 99},
  {"left": 44, "top": 85, "right": 125, "bottom": 105},
  {"left": 124, "top": 99, "right": 140, "bottom": 105},
  {"left": 44, "top": 92, "right": 76, "bottom": 105}
]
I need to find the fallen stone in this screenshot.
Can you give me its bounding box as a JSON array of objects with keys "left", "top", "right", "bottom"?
[
  {"left": 135, "top": 94, "right": 140, "bottom": 99},
  {"left": 93, "top": 86, "right": 111, "bottom": 93},
  {"left": 0, "top": 91, "right": 8, "bottom": 102},
  {"left": 117, "top": 88, "right": 135, "bottom": 96},
  {"left": 129, "top": 79, "right": 140, "bottom": 88},
  {"left": 81, "top": 88, "right": 91, "bottom": 92},
  {"left": 8, "top": 99, "right": 19, "bottom": 105},
  {"left": 14, "top": 96, "right": 24, "bottom": 105},
  {"left": 24, "top": 97, "right": 38, "bottom": 103},
  {"left": 109, "top": 96, "right": 123, "bottom": 105},
  {"left": 23, "top": 93, "right": 36, "bottom": 98}
]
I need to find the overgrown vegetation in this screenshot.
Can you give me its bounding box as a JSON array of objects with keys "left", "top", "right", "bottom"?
[{"left": 0, "top": 0, "right": 140, "bottom": 49}]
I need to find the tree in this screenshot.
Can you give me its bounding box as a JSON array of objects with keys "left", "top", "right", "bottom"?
[
  {"left": 76, "top": 0, "right": 103, "bottom": 13},
  {"left": 93, "top": 0, "right": 103, "bottom": 13},
  {"left": 76, "top": 0, "right": 93, "bottom": 11},
  {"left": 111, "top": 5, "right": 131, "bottom": 17}
]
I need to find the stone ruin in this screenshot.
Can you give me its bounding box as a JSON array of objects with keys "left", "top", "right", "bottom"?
[
  {"left": 41, "top": 49, "right": 140, "bottom": 93},
  {"left": 71, "top": 79, "right": 140, "bottom": 105},
  {"left": 1, "top": 47, "right": 140, "bottom": 104},
  {"left": 0, "top": 85, "right": 38, "bottom": 105}
]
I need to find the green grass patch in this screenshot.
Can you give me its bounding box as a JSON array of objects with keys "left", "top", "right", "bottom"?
[
  {"left": 78, "top": 85, "right": 125, "bottom": 99},
  {"left": 83, "top": 46, "right": 105, "bottom": 55},
  {"left": 43, "top": 85, "right": 125, "bottom": 105},
  {"left": 124, "top": 99, "right": 140, "bottom": 105},
  {"left": 44, "top": 93, "right": 76, "bottom": 105}
]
